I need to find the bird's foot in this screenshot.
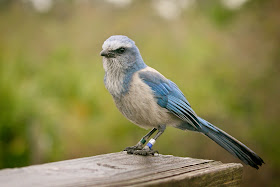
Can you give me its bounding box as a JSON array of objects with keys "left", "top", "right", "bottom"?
[
  {"left": 133, "top": 149, "right": 159, "bottom": 156},
  {"left": 124, "top": 145, "right": 143, "bottom": 154}
]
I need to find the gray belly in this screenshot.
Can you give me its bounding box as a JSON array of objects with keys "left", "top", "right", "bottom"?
[{"left": 113, "top": 75, "right": 180, "bottom": 129}]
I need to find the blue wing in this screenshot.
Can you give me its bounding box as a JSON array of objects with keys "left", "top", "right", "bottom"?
[
  {"left": 139, "top": 70, "right": 201, "bottom": 130},
  {"left": 139, "top": 70, "right": 264, "bottom": 169}
]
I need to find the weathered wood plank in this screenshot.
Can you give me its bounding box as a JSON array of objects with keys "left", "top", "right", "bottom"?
[{"left": 0, "top": 152, "right": 243, "bottom": 187}]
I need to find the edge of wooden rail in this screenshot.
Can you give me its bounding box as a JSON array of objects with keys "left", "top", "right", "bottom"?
[{"left": 0, "top": 152, "right": 243, "bottom": 187}]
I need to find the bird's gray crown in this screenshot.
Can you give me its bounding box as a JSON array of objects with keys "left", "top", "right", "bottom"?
[{"left": 102, "top": 35, "right": 135, "bottom": 51}]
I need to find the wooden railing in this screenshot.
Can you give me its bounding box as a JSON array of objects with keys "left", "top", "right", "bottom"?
[{"left": 0, "top": 152, "right": 243, "bottom": 186}]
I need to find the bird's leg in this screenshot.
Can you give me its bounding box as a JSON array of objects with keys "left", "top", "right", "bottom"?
[
  {"left": 124, "top": 128, "right": 157, "bottom": 154},
  {"left": 133, "top": 125, "right": 166, "bottom": 156}
]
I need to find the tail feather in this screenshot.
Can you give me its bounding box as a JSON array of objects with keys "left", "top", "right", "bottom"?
[{"left": 198, "top": 117, "right": 264, "bottom": 169}]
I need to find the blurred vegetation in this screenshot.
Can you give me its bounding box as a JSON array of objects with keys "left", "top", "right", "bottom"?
[{"left": 0, "top": 0, "right": 279, "bottom": 186}]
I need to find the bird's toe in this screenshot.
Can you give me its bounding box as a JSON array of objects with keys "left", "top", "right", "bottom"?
[
  {"left": 124, "top": 145, "right": 142, "bottom": 154},
  {"left": 133, "top": 149, "right": 159, "bottom": 156}
]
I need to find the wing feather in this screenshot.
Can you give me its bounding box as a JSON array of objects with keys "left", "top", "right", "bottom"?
[{"left": 139, "top": 70, "right": 201, "bottom": 130}]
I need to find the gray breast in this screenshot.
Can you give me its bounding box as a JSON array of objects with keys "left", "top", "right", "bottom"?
[{"left": 113, "top": 71, "right": 179, "bottom": 129}]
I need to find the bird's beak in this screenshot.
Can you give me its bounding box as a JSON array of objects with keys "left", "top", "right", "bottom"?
[
  {"left": 100, "top": 49, "right": 115, "bottom": 58},
  {"left": 100, "top": 49, "right": 108, "bottom": 57}
]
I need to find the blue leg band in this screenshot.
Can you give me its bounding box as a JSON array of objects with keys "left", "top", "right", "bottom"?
[
  {"left": 147, "top": 142, "right": 153, "bottom": 149},
  {"left": 146, "top": 139, "right": 156, "bottom": 150}
]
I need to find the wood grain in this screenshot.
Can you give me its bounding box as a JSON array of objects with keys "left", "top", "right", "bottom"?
[{"left": 0, "top": 152, "right": 243, "bottom": 187}]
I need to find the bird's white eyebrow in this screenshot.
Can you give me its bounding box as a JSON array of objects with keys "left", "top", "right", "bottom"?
[{"left": 102, "top": 40, "right": 133, "bottom": 50}]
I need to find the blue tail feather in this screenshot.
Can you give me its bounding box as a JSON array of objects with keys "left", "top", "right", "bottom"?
[{"left": 179, "top": 117, "right": 264, "bottom": 169}]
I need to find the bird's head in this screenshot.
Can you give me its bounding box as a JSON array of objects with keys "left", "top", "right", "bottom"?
[{"left": 100, "top": 35, "right": 145, "bottom": 72}]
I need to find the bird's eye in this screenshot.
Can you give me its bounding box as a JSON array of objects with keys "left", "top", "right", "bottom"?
[{"left": 116, "top": 47, "right": 125, "bottom": 54}]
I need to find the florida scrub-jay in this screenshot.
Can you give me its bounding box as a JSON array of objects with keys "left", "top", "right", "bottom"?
[{"left": 100, "top": 35, "right": 264, "bottom": 169}]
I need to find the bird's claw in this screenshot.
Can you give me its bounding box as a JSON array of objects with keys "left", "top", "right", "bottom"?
[
  {"left": 124, "top": 145, "right": 142, "bottom": 154},
  {"left": 132, "top": 149, "right": 159, "bottom": 156},
  {"left": 124, "top": 146, "right": 158, "bottom": 156}
]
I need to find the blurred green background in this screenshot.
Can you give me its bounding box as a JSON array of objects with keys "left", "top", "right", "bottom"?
[{"left": 0, "top": 0, "right": 279, "bottom": 186}]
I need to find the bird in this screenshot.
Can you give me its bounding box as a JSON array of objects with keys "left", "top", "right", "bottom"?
[{"left": 100, "top": 35, "right": 264, "bottom": 169}]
